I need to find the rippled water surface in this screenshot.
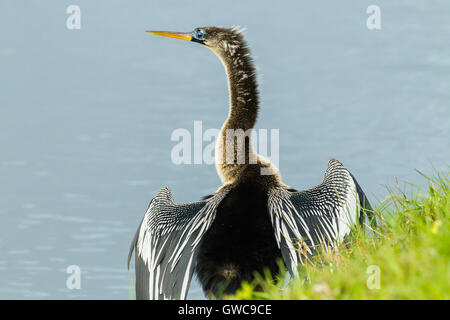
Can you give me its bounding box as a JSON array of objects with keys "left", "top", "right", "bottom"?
[{"left": 0, "top": 1, "right": 449, "bottom": 299}]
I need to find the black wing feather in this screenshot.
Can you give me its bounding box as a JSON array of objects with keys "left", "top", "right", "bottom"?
[{"left": 128, "top": 186, "right": 230, "bottom": 300}]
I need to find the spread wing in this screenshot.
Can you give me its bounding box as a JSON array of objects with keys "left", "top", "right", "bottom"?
[
  {"left": 128, "top": 186, "right": 231, "bottom": 300},
  {"left": 268, "top": 158, "right": 372, "bottom": 276}
]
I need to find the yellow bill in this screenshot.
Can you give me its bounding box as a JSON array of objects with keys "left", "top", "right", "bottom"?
[{"left": 145, "top": 30, "right": 192, "bottom": 41}]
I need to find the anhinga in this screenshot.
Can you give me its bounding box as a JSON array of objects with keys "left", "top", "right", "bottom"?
[{"left": 128, "top": 26, "right": 372, "bottom": 300}]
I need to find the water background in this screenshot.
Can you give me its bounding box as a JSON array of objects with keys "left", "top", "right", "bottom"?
[{"left": 0, "top": 0, "right": 449, "bottom": 299}]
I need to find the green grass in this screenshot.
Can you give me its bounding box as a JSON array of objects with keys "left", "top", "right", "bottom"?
[{"left": 227, "top": 169, "right": 450, "bottom": 300}]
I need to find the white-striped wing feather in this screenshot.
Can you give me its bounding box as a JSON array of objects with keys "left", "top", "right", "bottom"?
[
  {"left": 128, "top": 186, "right": 231, "bottom": 300},
  {"left": 268, "top": 158, "right": 370, "bottom": 276}
]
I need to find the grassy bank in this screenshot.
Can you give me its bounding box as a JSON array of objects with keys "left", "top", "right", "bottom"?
[{"left": 228, "top": 170, "right": 450, "bottom": 300}]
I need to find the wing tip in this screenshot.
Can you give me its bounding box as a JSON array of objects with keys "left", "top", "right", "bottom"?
[
  {"left": 155, "top": 186, "right": 174, "bottom": 203},
  {"left": 348, "top": 172, "right": 374, "bottom": 223},
  {"left": 328, "top": 157, "right": 344, "bottom": 167},
  {"left": 127, "top": 227, "right": 139, "bottom": 270}
]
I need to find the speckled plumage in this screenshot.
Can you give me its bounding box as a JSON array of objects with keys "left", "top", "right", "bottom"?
[{"left": 129, "top": 26, "right": 374, "bottom": 300}]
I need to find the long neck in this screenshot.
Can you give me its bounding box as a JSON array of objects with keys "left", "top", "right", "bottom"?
[
  {"left": 214, "top": 43, "right": 261, "bottom": 184},
  {"left": 221, "top": 48, "right": 259, "bottom": 132}
]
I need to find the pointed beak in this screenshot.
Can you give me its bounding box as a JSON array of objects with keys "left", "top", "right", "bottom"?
[{"left": 145, "top": 30, "right": 192, "bottom": 41}]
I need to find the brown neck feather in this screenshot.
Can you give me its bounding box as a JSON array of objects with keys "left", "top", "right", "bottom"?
[
  {"left": 212, "top": 38, "right": 263, "bottom": 184},
  {"left": 221, "top": 48, "right": 259, "bottom": 132},
  {"left": 209, "top": 31, "right": 282, "bottom": 187}
]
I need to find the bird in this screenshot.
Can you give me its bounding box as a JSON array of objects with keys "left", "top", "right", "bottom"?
[{"left": 128, "top": 26, "right": 373, "bottom": 300}]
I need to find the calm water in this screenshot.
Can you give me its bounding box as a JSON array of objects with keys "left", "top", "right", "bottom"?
[{"left": 0, "top": 1, "right": 449, "bottom": 299}]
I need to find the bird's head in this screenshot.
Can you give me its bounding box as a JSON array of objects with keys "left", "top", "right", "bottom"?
[{"left": 146, "top": 26, "right": 246, "bottom": 58}]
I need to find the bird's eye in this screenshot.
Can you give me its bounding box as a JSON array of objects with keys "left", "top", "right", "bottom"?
[{"left": 193, "top": 29, "right": 205, "bottom": 40}]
